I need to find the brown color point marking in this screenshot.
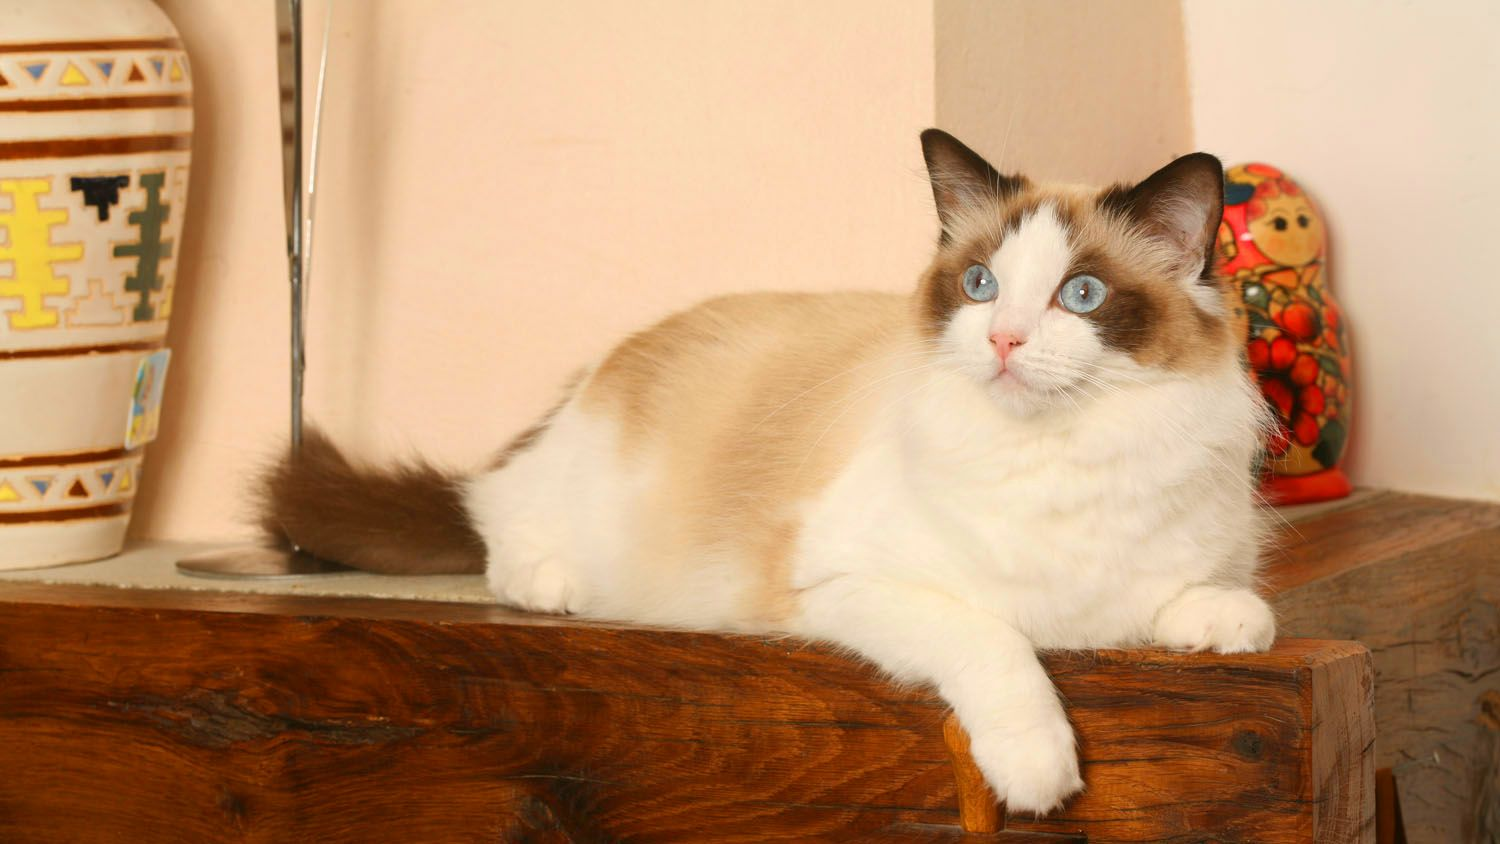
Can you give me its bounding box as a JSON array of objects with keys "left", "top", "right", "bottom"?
[
  {"left": 257, "top": 428, "right": 487, "bottom": 575},
  {"left": 126, "top": 63, "right": 146, "bottom": 83},
  {"left": 65, "top": 479, "right": 88, "bottom": 499},
  {"left": 582, "top": 291, "right": 913, "bottom": 623}
]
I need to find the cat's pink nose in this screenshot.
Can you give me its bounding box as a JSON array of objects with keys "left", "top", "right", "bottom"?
[{"left": 989, "top": 332, "right": 1027, "bottom": 363}]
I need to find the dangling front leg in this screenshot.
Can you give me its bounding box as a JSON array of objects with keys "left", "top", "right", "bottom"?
[{"left": 793, "top": 575, "right": 1083, "bottom": 815}]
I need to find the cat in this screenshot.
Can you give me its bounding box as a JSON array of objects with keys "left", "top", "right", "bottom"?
[{"left": 260, "top": 129, "right": 1276, "bottom": 815}]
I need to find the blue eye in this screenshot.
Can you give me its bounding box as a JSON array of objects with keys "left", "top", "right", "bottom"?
[
  {"left": 1059, "top": 274, "right": 1107, "bottom": 313},
  {"left": 962, "top": 265, "right": 998, "bottom": 302}
]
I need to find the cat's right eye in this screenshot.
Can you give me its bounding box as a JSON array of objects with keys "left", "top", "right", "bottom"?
[{"left": 962, "top": 265, "right": 998, "bottom": 302}]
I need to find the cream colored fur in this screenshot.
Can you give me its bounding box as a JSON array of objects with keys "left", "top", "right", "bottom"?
[{"left": 464, "top": 145, "right": 1273, "bottom": 815}]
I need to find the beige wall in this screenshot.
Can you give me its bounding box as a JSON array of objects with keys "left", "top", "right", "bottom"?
[
  {"left": 126, "top": 0, "right": 1499, "bottom": 539},
  {"left": 1185, "top": 1, "right": 1500, "bottom": 502},
  {"left": 133, "top": 1, "right": 1203, "bottom": 541},
  {"left": 136, "top": 1, "right": 938, "bottom": 539},
  {"left": 935, "top": 0, "right": 1193, "bottom": 186}
]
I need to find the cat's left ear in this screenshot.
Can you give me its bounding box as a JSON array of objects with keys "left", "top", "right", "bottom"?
[
  {"left": 920, "top": 129, "right": 1026, "bottom": 242},
  {"left": 1104, "top": 152, "right": 1224, "bottom": 280}
]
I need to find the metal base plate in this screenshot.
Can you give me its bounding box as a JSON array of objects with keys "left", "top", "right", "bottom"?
[{"left": 175, "top": 546, "right": 360, "bottom": 580}]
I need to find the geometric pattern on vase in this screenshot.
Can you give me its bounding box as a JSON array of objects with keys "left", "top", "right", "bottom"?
[
  {"left": 0, "top": 0, "right": 191, "bottom": 568},
  {"left": 0, "top": 41, "right": 192, "bottom": 352},
  {"left": 0, "top": 452, "right": 144, "bottom": 515}
]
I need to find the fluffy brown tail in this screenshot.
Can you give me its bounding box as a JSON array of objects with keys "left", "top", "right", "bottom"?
[{"left": 257, "top": 427, "right": 487, "bottom": 574}]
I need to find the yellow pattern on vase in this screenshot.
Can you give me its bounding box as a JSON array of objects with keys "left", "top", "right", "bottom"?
[{"left": 0, "top": 178, "right": 83, "bottom": 330}]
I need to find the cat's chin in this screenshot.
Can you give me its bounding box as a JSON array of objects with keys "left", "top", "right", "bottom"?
[{"left": 983, "top": 370, "right": 1055, "bottom": 417}]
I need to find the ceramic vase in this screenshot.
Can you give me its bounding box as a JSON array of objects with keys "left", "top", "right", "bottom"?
[
  {"left": 1219, "top": 163, "right": 1351, "bottom": 504},
  {"left": 0, "top": 0, "right": 191, "bottom": 568}
]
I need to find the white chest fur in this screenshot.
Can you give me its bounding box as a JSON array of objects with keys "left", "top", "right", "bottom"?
[{"left": 791, "top": 362, "right": 1264, "bottom": 649}]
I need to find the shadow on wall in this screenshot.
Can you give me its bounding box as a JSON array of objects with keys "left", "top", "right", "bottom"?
[
  {"left": 128, "top": 2, "right": 220, "bottom": 539},
  {"left": 130, "top": 0, "right": 397, "bottom": 537},
  {"left": 339, "top": 0, "right": 389, "bottom": 443},
  {"left": 121, "top": 1, "right": 1201, "bottom": 540}
]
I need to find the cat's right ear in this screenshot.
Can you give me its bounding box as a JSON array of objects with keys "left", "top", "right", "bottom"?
[{"left": 920, "top": 129, "right": 1025, "bottom": 242}]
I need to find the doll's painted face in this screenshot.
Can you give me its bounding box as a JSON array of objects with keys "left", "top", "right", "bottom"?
[{"left": 1246, "top": 184, "right": 1323, "bottom": 267}]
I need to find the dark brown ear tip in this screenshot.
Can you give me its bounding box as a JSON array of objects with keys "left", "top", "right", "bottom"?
[
  {"left": 920, "top": 127, "right": 955, "bottom": 145},
  {"left": 1179, "top": 152, "right": 1225, "bottom": 179},
  {"left": 919, "top": 128, "right": 961, "bottom": 161}
]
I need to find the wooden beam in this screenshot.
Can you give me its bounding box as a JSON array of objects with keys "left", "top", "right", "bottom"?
[
  {"left": 0, "top": 582, "right": 1373, "bottom": 842},
  {"left": 1269, "top": 490, "right": 1500, "bottom": 842}
]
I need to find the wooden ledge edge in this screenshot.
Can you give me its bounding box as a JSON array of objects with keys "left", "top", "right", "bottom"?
[
  {"left": 0, "top": 581, "right": 1371, "bottom": 667},
  {"left": 943, "top": 639, "right": 1375, "bottom": 839}
]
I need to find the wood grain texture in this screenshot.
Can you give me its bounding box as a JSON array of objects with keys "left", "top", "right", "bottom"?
[
  {"left": 0, "top": 582, "right": 1372, "bottom": 843},
  {"left": 1268, "top": 489, "right": 1500, "bottom": 592},
  {"left": 1012, "top": 640, "right": 1372, "bottom": 844},
  {"left": 863, "top": 827, "right": 1084, "bottom": 843},
  {"left": 943, "top": 714, "right": 1001, "bottom": 834},
  {"left": 1269, "top": 490, "right": 1500, "bottom": 844},
  {"left": 1312, "top": 642, "right": 1378, "bottom": 841}
]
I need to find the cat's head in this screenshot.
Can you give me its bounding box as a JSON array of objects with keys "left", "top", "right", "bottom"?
[{"left": 915, "top": 129, "right": 1239, "bottom": 417}]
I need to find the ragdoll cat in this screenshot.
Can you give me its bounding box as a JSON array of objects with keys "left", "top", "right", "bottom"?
[{"left": 261, "top": 129, "right": 1275, "bottom": 814}]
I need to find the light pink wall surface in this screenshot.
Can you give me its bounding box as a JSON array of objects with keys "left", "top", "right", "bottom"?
[
  {"left": 134, "top": 1, "right": 938, "bottom": 539},
  {"left": 126, "top": 0, "right": 1492, "bottom": 538},
  {"left": 1185, "top": 0, "right": 1500, "bottom": 502},
  {"left": 935, "top": 0, "right": 1194, "bottom": 186}
]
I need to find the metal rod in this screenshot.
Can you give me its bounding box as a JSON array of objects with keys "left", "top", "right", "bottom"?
[
  {"left": 284, "top": 0, "right": 305, "bottom": 452},
  {"left": 173, "top": 0, "right": 350, "bottom": 581},
  {"left": 303, "top": 1, "right": 332, "bottom": 326}
]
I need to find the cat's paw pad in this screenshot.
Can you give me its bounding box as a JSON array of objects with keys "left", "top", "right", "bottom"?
[
  {"left": 970, "top": 712, "right": 1084, "bottom": 816},
  {"left": 490, "top": 557, "right": 584, "bottom": 614},
  {"left": 1153, "top": 588, "right": 1275, "bottom": 654}
]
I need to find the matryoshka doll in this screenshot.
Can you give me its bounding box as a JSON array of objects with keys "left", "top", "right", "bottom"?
[{"left": 1219, "top": 164, "right": 1351, "bottom": 504}]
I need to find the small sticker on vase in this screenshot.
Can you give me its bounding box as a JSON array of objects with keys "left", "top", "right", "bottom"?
[{"left": 125, "top": 349, "right": 171, "bottom": 449}]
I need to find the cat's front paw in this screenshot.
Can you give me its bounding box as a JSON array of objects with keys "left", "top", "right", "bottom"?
[
  {"left": 489, "top": 556, "right": 585, "bottom": 614},
  {"left": 1153, "top": 586, "right": 1275, "bottom": 654},
  {"left": 968, "top": 710, "right": 1084, "bottom": 815}
]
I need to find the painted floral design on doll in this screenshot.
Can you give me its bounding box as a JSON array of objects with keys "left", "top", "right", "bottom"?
[{"left": 1219, "top": 164, "right": 1351, "bottom": 503}]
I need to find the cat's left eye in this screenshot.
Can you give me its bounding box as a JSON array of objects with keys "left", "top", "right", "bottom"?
[
  {"left": 962, "top": 265, "right": 998, "bottom": 302},
  {"left": 1058, "top": 274, "right": 1107, "bottom": 314}
]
